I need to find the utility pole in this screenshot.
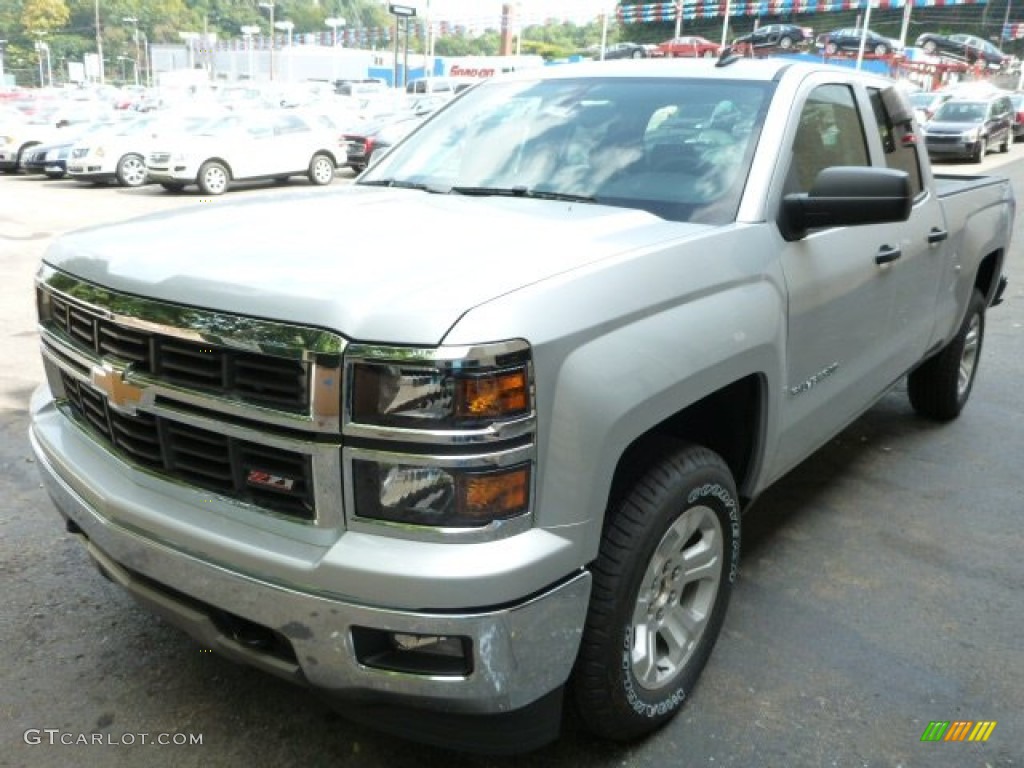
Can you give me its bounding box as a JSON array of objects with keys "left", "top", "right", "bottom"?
[{"left": 95, "top": 0, "right": 105, "bottom": 83}]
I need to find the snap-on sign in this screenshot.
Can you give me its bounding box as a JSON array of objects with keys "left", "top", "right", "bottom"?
[{"left": 450, "top": 65, "right": 496, "bottom": 78}]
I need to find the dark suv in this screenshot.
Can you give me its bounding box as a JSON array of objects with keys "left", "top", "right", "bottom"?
[{"left": 922, "top": 93, "right": 1014, "bottom": 163}]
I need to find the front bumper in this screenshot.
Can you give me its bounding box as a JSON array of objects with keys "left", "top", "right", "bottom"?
[
  {"left": 29, "top": 385, "right": 590, "bottom": 719},
  {"left": 146, "top": 165, "right": 196, "bottom": 183},
  {"left": 925, "top": 139, "right": 980, "bottom": 159}
]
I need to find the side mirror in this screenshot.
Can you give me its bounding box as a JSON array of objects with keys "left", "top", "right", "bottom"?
[{"left": 779, "top": 166, "right": 912, "bottom": 241}]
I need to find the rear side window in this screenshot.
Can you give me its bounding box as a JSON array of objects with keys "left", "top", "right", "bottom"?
[{"left": 868, "top": 88, "right": 923, "bottom": 199}]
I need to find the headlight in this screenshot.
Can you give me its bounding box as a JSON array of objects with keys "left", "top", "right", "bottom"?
[
  {"left": 963, "top": 128, "right": 981, "bottom": 141},
  {"left": 345, "top": 340, "right": 535, "bottom": 531},
  {"left": 352, "top": 459, "right": 530, "bottom": 527},
  {"left": 348, "top": 344, "right": 532, "bottom": 430},
  {"left": 171, "top": 152, "right": 187, "bottom": 163},
  {"left": 0, "top": 136, "right": 13, "bottom": 148}
]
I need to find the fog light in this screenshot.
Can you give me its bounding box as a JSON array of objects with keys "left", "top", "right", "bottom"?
[{"left": 352, "top": 626, "right": 473, "bottom": 676}]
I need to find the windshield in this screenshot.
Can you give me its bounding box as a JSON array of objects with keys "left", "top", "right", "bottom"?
[
  {"left": 359, "top": 76, "right": 774, "bottom": 224},
  {"left": 933, "top": 101, "right": 986, "bottom": 122}
]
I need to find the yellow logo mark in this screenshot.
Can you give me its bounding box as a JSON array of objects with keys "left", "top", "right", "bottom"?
[{"left": 91, "top": 365, "right": 146, "bottom": 413}]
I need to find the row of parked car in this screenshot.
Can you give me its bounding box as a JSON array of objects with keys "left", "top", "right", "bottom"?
[
  {"left": 1, "top": 87, "right": 449, "bottom": 194},
  {"left": 604, "top": 26, "right": 1014, "bottom": 67},
  {"left": 912, "top": 85, "right": 1024, "bottom": 163}
]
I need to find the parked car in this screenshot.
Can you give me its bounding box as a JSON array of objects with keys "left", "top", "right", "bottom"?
[
  {"left": 21, "top": 120, "right": 120, "bottom": 178},
  {"left": 817, "top": 27, "right": 898, "bottom": 57},
  {"left": 0, "top": 113, "right": 68, "bottom": 174},
  {"left": 599, "top": 42, "right": 651, "bottom": 60},
  {"left": 406, "top": 76, "right": 477, "bottom": 95},
  {"left": 915, "top": 33, "right": 1011, "bottom": 68},
  {"left": 67, "top": 112, "right": 216, "bottom": 187},
  {"left": 655, "top": 36, "right": 722, "bottom": 58},
  {"left": 922, "top": 93, "right": 1014, "bottom": 162},
  {"left": 145, "top": 110, "right": 342, "bottom": 195},
  {"left": 344, "top": 114, "right": 425, "bottom": 172},
  {"left": 733, "top": 24, "right": 812, "bottom": 51}
]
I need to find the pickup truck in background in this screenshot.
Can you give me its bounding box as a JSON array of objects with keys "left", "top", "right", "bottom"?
[{"left": 29, "top": 57, "right": 1013, "bottom": 753}]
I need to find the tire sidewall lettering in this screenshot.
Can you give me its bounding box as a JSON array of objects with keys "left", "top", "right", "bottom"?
[
  {"left": 686, "top": 482, "right": 741, "bottom": 582},
  {"left": 620, "top": 626, "right": 687, "bottom": 718}
]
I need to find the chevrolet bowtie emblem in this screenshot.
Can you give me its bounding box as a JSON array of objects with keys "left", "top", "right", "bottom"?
[{"left": 91, "top": 364, "right": 148, "bottom": 414}]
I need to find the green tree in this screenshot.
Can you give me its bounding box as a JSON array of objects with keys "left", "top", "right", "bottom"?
[{"left": 21, "top": 0, "right": 71, "bottom": 35}]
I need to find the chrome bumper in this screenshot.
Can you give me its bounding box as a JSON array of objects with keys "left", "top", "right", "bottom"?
[{"left": 30, "top": 389, "right": 590, "bottom": 716}]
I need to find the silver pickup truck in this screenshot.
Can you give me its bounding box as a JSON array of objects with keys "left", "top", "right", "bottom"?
[{"left": 29, "top": 57, "right": 1013, "bottom": 752}]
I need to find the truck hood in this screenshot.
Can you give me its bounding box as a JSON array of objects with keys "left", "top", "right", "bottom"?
[{"left": 44, "top": 185, "right": 708, "bottom": 344}]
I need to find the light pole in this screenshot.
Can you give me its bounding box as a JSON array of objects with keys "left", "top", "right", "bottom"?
[
  {"left": 275, "top": 20, "right": 294, "bottom": 82},
  {"left": 241, "top": 25, "right": 259, "bottom": 80},
  {"left": 34, "top": 35, "right": 53, "bottom": 88},
  {"left": 94, "top": 0, "right": 104, "bottom": 84},
  {"left": 259, "top": 2, "right": 275, "bottom": 81},
  {"left": 0, "top": 40, "right": 6, "bottom": 84},
  {"left": 179, "top": 31, "right": 200, "bottom": 70},
  {"left": 123, "top": 17, "right": 141, "bottom": 85},
  {"left": 325, "top": 17, "right": 345, "bottom": 47}
]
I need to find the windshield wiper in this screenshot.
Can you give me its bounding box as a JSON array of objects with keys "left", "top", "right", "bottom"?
[
  {"left": 449, "top": 185, "right": 596, "bottom": 203},
  {"left": 357, "top": 179, "right": 449, "bottom": 193}
]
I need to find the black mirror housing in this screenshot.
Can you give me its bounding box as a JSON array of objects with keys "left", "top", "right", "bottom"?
[{"left": 780, "top": 166, "right": 913, "bottom": 241}]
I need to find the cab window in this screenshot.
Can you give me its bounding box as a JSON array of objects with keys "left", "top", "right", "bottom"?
[
  {"left": 788, "top": 84, "right": 870, "bottom": 193},
  {"left": 868, "top": 88, "right": 923, "bottom": 199}
]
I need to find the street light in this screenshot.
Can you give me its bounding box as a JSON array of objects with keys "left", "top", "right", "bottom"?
[
  {"left": 325, "top": 17, "right": 345, "bottom": 47},
  {"left": 123, "top": 16, "right": 141, "bottom": 86},
  {"left": 33, "top": 35, "right": 53, "bottom": 88},
  {"left": 241, "top": 24, "right": 259, "bottom": 80},
  {"left": 0, "top": 40, "right": 7, "bottom": 85},
  {"left": 258, "top": 2, "right": 275, "bottom": 81}
]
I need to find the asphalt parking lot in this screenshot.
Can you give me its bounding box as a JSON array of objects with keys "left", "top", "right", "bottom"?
[{"left": 1, "top": 159, "right": 1022, "bottom": 768}]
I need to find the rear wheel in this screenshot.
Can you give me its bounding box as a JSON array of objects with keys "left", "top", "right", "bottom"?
[
  {"left": 115, "top": 154, "right": 147, "bottom": 187},
  {"left": 307, "top": 153, "right": 335, "bottom": 186},
  {"left": 631, "top": 49, "right": 644, "bottom": 59},
  {"left": 572, "top": 443, "right": 740, "bottom": 741},
  {"left": 908, "top": 289, "right": 986, "bottom": 421},
  {"left": 874, "top": 43, "right": 889, "bottom": 56},
  {"left": 825, "top": 42, "right": 839, "bottom": 55},
  {"left": 1000, "top": 133, "right": 1010, "bottom": 153},
  {"left": 923, "top": 40, "right": 938, "bottom": 54},
  {"left": 779, "top": 36, "right": 794, "bottom": 49},
  {"left": 702, "top": 49, "right": 715, "bottom": 58},
  {"left": 197, "top": 161, "right": 230, "bottom": 195}
]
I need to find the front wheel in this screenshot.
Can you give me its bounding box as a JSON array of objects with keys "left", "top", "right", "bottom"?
[
  {"left": 908, "top": 289, "right": 986, "bottom": 421},
  {"left": 631, "top": 49, "right": 644, "bottom": 59},
  {"left": 825, "top": 42, "right": 839, "bottom": 55},
  {"left": 973, "top": 138, "right": 987, "bottom": 163},
  {"left": 197, "top": 160, "right": 230, "bottom": 195},
  {"left": 572, "top": 443, "right": 740, "bottom": 741},
  {"left": 308, "top": 153, "right": 335, "bottom": 186},
  {"left": 874, "top": 43, "right": 889, "bottom": 57},
  {"left": 779, "top": 36, "right": 794, "bottom": 49},
  {"left": 115, "top": 153, "right": 147, "bottom": 187}
]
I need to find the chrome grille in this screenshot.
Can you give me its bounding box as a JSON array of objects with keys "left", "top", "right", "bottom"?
[
  {"left": 61, "top": 372, "right": 315, "bottom": 520},
  {"left": 47, "top": 293, "right": 309, "bottom": 411}
]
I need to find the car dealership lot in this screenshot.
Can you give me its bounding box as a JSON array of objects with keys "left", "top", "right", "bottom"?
[{"left": 1, "top": 159, "right": 1022, "bottom": 767}]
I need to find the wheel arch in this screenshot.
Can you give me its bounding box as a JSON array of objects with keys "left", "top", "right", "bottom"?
[
  {"left": 605, "top": 374, "right": 767, "bottom": 521},
  {"left": 974, "top": 248, "right": 1005, "bottom": 306}
]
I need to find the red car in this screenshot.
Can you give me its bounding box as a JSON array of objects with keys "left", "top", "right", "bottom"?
[{"left": 656, "top": 36, "right": 722, "bottom": 58}]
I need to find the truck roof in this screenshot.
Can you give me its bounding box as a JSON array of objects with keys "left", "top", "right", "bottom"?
[{"left": 499, "top": 56, "right": 879, "bottom": 84}]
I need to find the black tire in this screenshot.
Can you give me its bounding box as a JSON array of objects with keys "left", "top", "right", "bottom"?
[
  {"left": 115, "top": 153, "right": 147, "bottom": 187},
  {"left": 973, "top": 138, "right": 986, "bottom": 163},
  {"left": 160, "top": 182, "right": 185, "bottom": 193},
  {"left": 631, "top": 49, "right": 644, "bottom": 59},
  {"left": 307, "top": 153, "right": 335, "bottom": 186},
  {"left": 779, "top": 36, "right": 794, "bottom": 49},
  {"left": 1000, "top": 133, "right": 1010, "bottom": 153},
  {"left": 572, "top": 443, "right": 740, "bottom": 742},
  {"left": 197, "top": 160, "right": 230, "bottom": 196},
  {"left": 45, "top": 171, "right": 65, "bottom": 180},
  {"left": 908, "top": 289, "right": 986, "bottom": 421}
]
